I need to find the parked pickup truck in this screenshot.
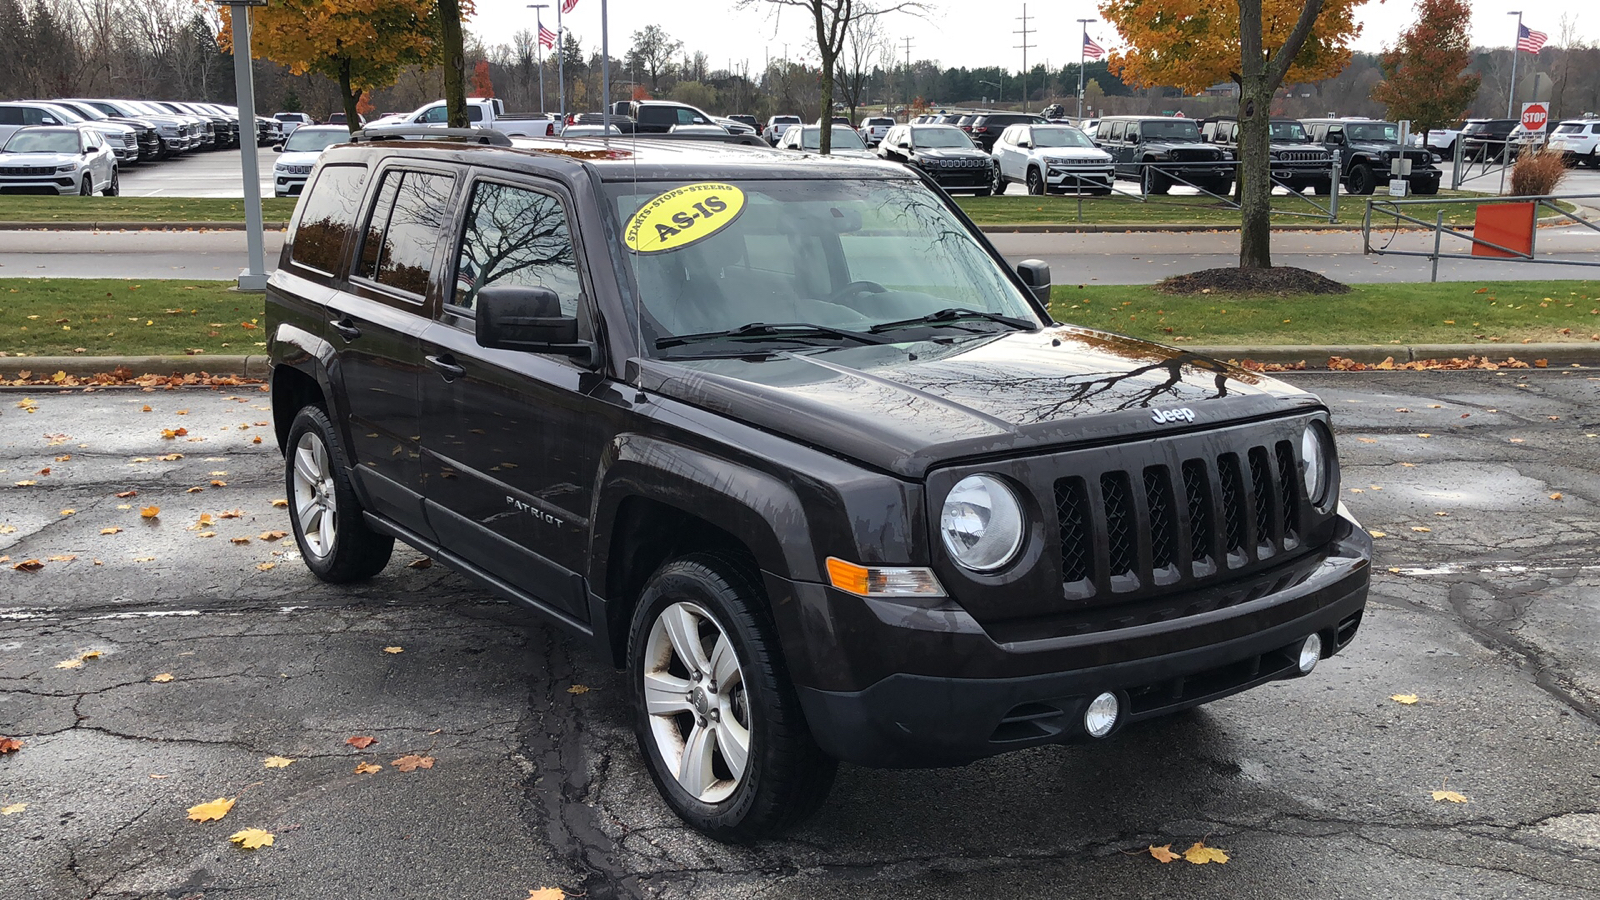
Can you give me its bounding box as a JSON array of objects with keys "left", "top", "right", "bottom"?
[
  {"left": 368, "top": 98, "right": 561, "bottom": 137},
  {"left": 266, "top": 128, "right": 1371, "bottom": 841}
]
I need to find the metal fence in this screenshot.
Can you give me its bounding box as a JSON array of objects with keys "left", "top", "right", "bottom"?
[
  {"left": 1360, "top": 192, "right": 1600, "bottom": 281},
  {"left": 1042, "top": 158, "right": 1349, "bottom": 223}
]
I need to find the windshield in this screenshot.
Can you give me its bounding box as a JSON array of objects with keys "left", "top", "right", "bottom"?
[
  {"left": 798, "top": 126, "right": 867, "bottom": 150},
  {"left": 40, "top": 105, "right": 83, "bottom": 123},
  {"left": 1270, "top": 121, "right": 1309, "bottom": 141},
  {"left": 606, "top": 178, "right": 1041, "bottom": 356},
  {"left": 910, "top": 127, "right": 974, "bottom": 149},
  {"left": 63, "top": 103, "right": 107, "bottom": 121},
  {"left": 1030, "top": 126, "right": 1094, "bottom": 148},
  {"left": 1346, "top": 122, "right": 1399, "bottom": 142},
  {"left": 283, "top": 129, "right": 349, "bottom": 153},
  {"left": 4, "top": 130, "right": 78, "bottom": 153},
  {"left": 1142, "top": 120, "right": 1201, "bottom": 140}
]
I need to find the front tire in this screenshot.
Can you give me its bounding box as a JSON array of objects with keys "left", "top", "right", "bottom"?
[
  {"left": 1025, "top": 166, "right": 1044, "bottom": 195},
  {"left": 1142, "top": 165, "right": 1170, "bottom": 195},
  {"left": 102, "top": 170, "right": 119, "bottom": 197},
  {"left": 1347, "top": 163, "right": 1376, "bottom": 196},
  {"left": 284, "top": 405, "right": 394, "bottom": 583},
  {"left": 79, "top": 176, "right": 93, "bottom": 197},
  {"left": 628, "top": 553, "right": 836, "bottom": 841}
]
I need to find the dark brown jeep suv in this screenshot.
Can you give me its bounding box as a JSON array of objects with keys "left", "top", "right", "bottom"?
[{"left": 266, "top": 128, "right": 1371, "bottom": 841}]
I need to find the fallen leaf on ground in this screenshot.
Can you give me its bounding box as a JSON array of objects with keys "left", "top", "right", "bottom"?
[
  {"left": 140, "top": 506, "right": 160, "bottom": 519},
  {"left": 1, "top": 803, "right": 25, "bottom": 815},
  {"left": 1183, "top": 841, "right": 1229, "bottom": 864},
  {"left": 229, "top": 537, "right": 250, "bottom": 545},
  {"left": 1368, "top": 530, "right": 1387, "bottom": 538},
  {"left": 15, "top": 559, "right": 46, "bottom": 572},
  {"left": 115, "top": 490, "right": 137, "bottom": 498},
  {"left": 151, "top": 673, "right": 174, "bottom": 683},
  {"left": 256, "top": 562, "right": 275, "bottom": 571},
  {"left": 1550, "top": 493, "right": 1563, "bottom": 501},
  {"left": 158, "top": 453, "right": 182, "bottom": 462},
  {"left": 406, "top": 557, "right": 433, "bottom": 569},
  {"left": 53, "top": 658, "right": 83, "bottom": 670},
  {"left": 354, "top": 762, "right": 382, "bottom": 775},
  {"left": 259, "top": 531, "right": 287, "bottom": 541},
  {"left": 1432, "top": 790, "right": 1469, "bottom": 803},
  {"left": 13, "top": 480, "right": 36, "bottom": 487},
  {"left": 526, "top": 890, "right": 567, "bottom": 900},
  {"left": 383, "top": 646, "right": 403, "bottom": 654},
  {"left": 160, "top": 427, "right": 188, "bottom": 439},
  {"left": 392, "top": 754, "right": 435, "bottom": 772},
  {"left": 263, "top": 756, "right": 295, "bottom": 769},
  {"left": 186, "top": 797, "right": 236, "bottom": 822},
  {"left": 218, "top": 509, "right": 243, "bottom": 519},
  {"left": 1411, "top": 526, "right": 1432, "bottom": 533},
  {"left": 345, "top": 735, "right": 377, "bottom": 749},
  {"left": 1149, "top": 844, "right": 1181, "bottom": 863},
  {"left": 101, "top": 527, "right": 122, "bottom": 535},
  {"left": 229, "top": 828, "right": 274, "bottom": 849},
  {"left": 567, "top": 684, "right": 590, "bottom": 695},
  {"left": 0, "top": 737, "right": 22, "bottom": 754},
  {"left": 1391, "top": 694, "right": 1420, "bottom": 705},
  {"left": 270, "top": 499, "right": 288, "bottom": 509}
]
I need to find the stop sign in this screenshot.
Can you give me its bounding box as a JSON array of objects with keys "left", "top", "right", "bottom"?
[{"left": 1521, "top": 102, "right": 1549, "bottom": 133}]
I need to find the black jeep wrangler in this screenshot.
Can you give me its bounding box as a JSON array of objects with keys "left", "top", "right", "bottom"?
[
  {"left": 1199, "top": 116, "right": 1334, "bottom": 194},
  {"left": 266, "top": 129, "right": 1371, "bottom": 840},
  {"left": 1094, "top": 115, "right": 1233, "bottom": 195},
  {"left": 1301, "top": 118, "right": 1441, "bottom": 196}
]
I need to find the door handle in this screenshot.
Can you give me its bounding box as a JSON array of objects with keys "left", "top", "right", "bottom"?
[
  {"left": 426, "top": 354, "right": 466, "bottom": 380},
  {"left": 331, "top": 318, "right": 362, "bottom": 341}
]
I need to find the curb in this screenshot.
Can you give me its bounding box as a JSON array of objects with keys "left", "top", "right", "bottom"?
[
  {"left": 978, "top": 212, "right": 1580, "bottom": 234},
  {"left": 0, "top": 222, "right": 290, "bottom": 232},
  {"left": 4, "top": 345, "right": 1595, "bottom": 382}
]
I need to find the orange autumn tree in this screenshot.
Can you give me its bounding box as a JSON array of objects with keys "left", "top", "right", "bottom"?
[
  {"left": 470, "top": 60, "right": 495, "bottom": 98},
  {"left": 221, "top": 0, "right": 459, "bottom": 133},
  {"left": 1101, "top": 0, "right": 1364, "bottom": 269}
]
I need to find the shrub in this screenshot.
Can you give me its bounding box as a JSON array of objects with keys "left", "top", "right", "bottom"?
[{"left": 1508, "top": 148, "right": 1568, "bottom": 196}]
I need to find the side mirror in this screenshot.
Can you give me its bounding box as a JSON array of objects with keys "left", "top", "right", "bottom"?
[
  {"left": 271, "top": 144, "right": 283, "bottom": 152},
  {"left": 1015, "top": 259, "right": 1051, "bottom": 304},
  {"left": 1017, "top": 140, "right": 1031, "bottom": 149},
  {"left": 475, "top": 284, "right": 593, "bottom": 362},
  {"left": 897, "top": 140, "right": 911, "bottom": 149}
]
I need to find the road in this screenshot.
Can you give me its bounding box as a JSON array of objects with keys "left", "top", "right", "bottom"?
[
  {"left": 3, "top": 372, "right": 1600, "bottom": 899},
  {"left": 5, "top": 227, "right": 1600, "bottom": 285}
]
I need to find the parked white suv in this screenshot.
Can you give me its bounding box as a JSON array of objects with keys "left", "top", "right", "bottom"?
[
  {"left": 991, "top": 123, "right": 1115, "bottom": 195},
  {"left": 0, "top": 126, "right": 118, "bottom": 196},
  {"left": 271, "top": 125, "right": 350, "bottom": 197},
  {"left": 1548, "top": 118, "right": 1600, "bottom": 168}
]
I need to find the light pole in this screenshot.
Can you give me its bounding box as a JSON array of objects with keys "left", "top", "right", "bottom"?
[
  {"left": 980, "top": 80, "right": 1000, "bottom": 106},
  {"left": 1076, "top": 18, "right": 1095, "bottom": 121},
  {"left": 218, "top": 0, "right": 266, "bottom": 293},
  {"left": 1506, "top": 10, "right": 1522, "bottom": 118},
  {"left": 527, "top": 4, "right": 548, "bottom": 115}
]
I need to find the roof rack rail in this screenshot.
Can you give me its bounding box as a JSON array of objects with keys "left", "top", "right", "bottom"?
[{"left": 350, "top": 126, "right": 513, "bottom": 147}]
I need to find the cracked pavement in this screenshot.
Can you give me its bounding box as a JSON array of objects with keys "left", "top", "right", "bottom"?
[{"left": 2, "top": 371, "right": 1599, "bottom": 899}]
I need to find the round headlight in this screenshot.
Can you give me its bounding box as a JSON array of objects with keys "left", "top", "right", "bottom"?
[
  {"left": 1300, "top": 423, "right": 1334, "bottom": 511},
  {"left": 940, "top": 474, "right": 1025, "bottom": 572}
]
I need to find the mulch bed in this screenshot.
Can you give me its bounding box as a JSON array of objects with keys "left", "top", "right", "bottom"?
[{"left": 1156, "top": 266, "right": 1353, "bottom": 296}]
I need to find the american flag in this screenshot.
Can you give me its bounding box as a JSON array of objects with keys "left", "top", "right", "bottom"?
[
  {"left": 538, "top": 24, "right": 557, "bottom": 48},
  {"left": 1083, "top": 33, "right": 1105, "bottom": 60},
  {"left": 561, "top": 0, "right": 579, "bottom": 12},
  {"left": 1517, "top": 23, "right": 1548, "bottom": 53}
]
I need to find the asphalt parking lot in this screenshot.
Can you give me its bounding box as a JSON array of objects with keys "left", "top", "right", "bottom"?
[{"left": 3, "top": 370, "right": 1600, "bottom": 899}]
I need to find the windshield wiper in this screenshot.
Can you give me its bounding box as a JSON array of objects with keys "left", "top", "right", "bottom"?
[
  {"left": 869, "top": 307, "right": 1037, "bottom": 334},
  {"left": 656, "top": 322, "right": 893, "bottom": 350}
]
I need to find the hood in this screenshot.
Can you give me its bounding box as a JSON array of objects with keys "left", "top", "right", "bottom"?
[
  {"left": 369, "top": 114, "right": 408, "bottom": 127},
  {"left": 1347, "top": 141, "right": 1402, "bottom": 153},
  {"left": 1038, "top": 148, "right": 1111, "bottom": 163},
  {"left": 0, "top": 152, "right": 81, "bottom": 167},
  {"left": 275, "top": 150, "right": 322, "bottom": 166},
  {"left": 637, "top": 327, "right": 1318, "bottom": 477},
  {"left": 916, "top": 147, "right": 988, "bottom": 159}
]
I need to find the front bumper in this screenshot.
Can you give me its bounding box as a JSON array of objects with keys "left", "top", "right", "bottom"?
[
  {"left": 0, "top": 176, "right": 79, "bottom": 195},
  {"left": 925, "top": 165, "right": 993, "bottom": 191},
  {"left": 274, "top": 175, "right": 308, "bottom": 197},
  {"left": 773, "top": 512, "right": 1371, "bottom": 767},
  {"left": 1047, "top": 166, "right": 1114, "bottom": 190}
]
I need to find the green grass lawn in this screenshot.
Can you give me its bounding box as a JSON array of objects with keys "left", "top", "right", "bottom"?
[
  {"left": 0, "top": 280, "right": 267, "bottom": 358},
  {"left": 0, "top": 197, "right": 298, "bottom": 224},
  {"left": 958, "top": 190, "right": 1548, "bottom": 227},
  {"left": 1049, "top": 280, "right": 1600, "bottom": 346}
]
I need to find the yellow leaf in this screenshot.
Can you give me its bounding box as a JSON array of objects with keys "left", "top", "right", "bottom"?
[
  {"left": 101, "top": 527, "right": 122, "bottom": 535},
  {"left": 383, "top": 646, "right": 404, "bottom": 654},
  {"left": 1411, "top": 526, "right": 1432, "bottom": 533},
  {"left": 392, "top": 754, "right": 435, "bottom": 772},
  {"left": 59, "top": 509, "right": 75, "bottom": 517},
  {"left": 1550, "top": 492, "right": 1563, "bottom": 501},
  {"left": 140, "top": 506, "right": 160, "bottom": 519},
  {"left": 229, "top": 827, "right": 275, "bottom": 849},
  {"left": 567, "top": 684, "right": 591, "bottom": 695},
  {"left": 263, "top": 756, "right": 295, "bottom": 768},
  {"left": 270, "top": 499, "right": 288, "bottom": 508},
  {"left": 1183, "top": 841, "right": 1230, "bottom": 864},
  {"left": 47, "top": 554, "right": 77, "bottom": 562},
  {"left": 259, "top": 531, "right": 288, "bottom": 541},
  {"left": 14, "top": 480, "right": 37, "bottom": 487},
  {"left": 1432, "top": 790, "right": 1469, "bottom": 803},
  {"left": 230, "top": 537, "right": 250, "bottom": 545},
  {"left": 1149, "top": 843, "right": 1181, "bottom": 863},
  {"left": 1416, "top": 433, "right": 1432, "bottom": 439},
  {"left": 526, "top": 890, "right": 567, "bottom": 900},
  {"left": 151, "top": 673, "right": 174, "bottom": 683},
  {"left": 54, "top": 658, "right": 83, "bottom": 669},
  {"left": 1391, "top": 694, "right": 1419, "bottom": 705},
  {"left": 1, "top": 803, "right": 26, "bottom": 815},
  {"left": 354, "top": 762, "right": 382, "bottom": 775},
  {"left": 186, "top": 797, "right": 236, "bottom": 822},
  {"left": 1368, "top": 530, "right": 1387, "bottom": 538},
  {"left": 256, "top": 562, "right": 276, "bottom": 571}
]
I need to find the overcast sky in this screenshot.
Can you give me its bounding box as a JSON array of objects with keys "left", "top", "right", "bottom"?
[{"left": 472, "top": 0, "right": 1591, "bottom": 72}]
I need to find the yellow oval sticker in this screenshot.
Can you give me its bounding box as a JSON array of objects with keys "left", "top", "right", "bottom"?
[{"left": 624, "top": 182, "right": 746, "bottom": 254}]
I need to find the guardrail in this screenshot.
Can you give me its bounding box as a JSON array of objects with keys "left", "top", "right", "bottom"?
[
  {"left": 1360, "top": 192, "right": 1600, "bottom": 281},
  {"left": 1043, "top": 158, "right": 1349, "bottom": 223}
]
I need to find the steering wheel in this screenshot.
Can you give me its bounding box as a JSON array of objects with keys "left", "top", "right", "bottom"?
[{"left": 827, "top": 280, "right": 888, "bottom": 304}]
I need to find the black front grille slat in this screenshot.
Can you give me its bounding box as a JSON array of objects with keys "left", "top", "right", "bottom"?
[
  {"left": 1181, "top": 459, "right": 1214, "bottom": 564},
  {"left": 1054, "top": 477, "right": 1092, "bottom": 584},
  {"left": 1274, "top": 440, "right": 1300, "bottom": 543},
  {"left": 1100, "top": 472, "right": 1137, "bottom": 578},
  {"left": 1143, "top": 467, "right": 1176, "bottom": 571},
  {"left": 1248, "top": 447, "right": 1276, "bottom": 550},
  {"left": 1217, "top": 454, "right": 1247, "bottom": 556}
]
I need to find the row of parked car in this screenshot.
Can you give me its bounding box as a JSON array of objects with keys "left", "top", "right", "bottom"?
[
  {"left": 1425, "top": 114, "right": 1600, "bottom": 167},
  {"left": 0, "top": 98, "right": 286, "bottom": 195}
]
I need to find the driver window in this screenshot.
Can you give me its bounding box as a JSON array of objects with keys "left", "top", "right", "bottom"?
[
  {"left": 418, "top": 106, "right": 447, "bottom": 124},
  {"left": 1126, "top": 124, "right": 1141, "bottom": 142},
  {"left": 451, "top": 180, "right": 581, "bottom": 316}
]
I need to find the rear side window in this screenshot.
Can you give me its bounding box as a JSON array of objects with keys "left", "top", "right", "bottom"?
[
  {"left": 639, "top": 107, "right": 674, "bottom": 125},
  {"left": 356, "top": 169, "right": 456, "bottom": 297},
  {"left": 451, "top": 181, "right": 581, "bottom": 315},
  {"left": 289, "top": 164, "right": 369, "bottom": 274}
]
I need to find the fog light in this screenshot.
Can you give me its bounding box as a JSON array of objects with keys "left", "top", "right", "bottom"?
[
  {"left": 1084, "top": 692, "right": 1119, "bottom": 738},
  {"left": 1297, "top": 633, "right": 1323, "bottom": 675}
]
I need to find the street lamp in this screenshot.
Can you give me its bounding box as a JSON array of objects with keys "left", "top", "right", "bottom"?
[
  {"left": 527, "top": 4, "right": 548, "bottom": 116},
  {"left": 1506, "top": 10, "right": 1522, "bottom": 118},
  {"left": 215, "top": 0, "right": 268, "bottom": 293}
]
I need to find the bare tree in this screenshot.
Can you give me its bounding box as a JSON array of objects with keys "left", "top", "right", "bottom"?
[
  {"left": 626, "top": 24, "right": 681, "bottom": 92},
  {"left": 838, "top": 5, "right": 888, "bottom": 122}
]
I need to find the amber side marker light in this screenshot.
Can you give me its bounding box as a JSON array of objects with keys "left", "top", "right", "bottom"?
[{"left": 825, "top": 557, "right": 946, "bottom": 598}]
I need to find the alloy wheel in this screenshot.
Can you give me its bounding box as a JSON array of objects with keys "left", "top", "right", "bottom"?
[
  {"left": 642, "top": 601, "right": 751, "bottom": 804},
  {"left": 291, "top": 431, "right": 338, "bottom": 559}
]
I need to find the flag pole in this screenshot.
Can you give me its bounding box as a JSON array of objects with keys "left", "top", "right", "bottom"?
[
  {"left": 1506, "top": 10, "right": 1522, "bottom": 118},
  {"left": 528, "top": 4, "right": 548, "bottom": 115},
  {"left": 601, "top": 0, "right": 610, "bottom": 135},
  {"left": 1076, "top": 19, "right": 1093, "bottom": 120},
  {"left": 557, "top": 1, "right": 566, "bottom": 125}
]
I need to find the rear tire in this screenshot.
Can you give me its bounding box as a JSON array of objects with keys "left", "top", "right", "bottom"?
[
  {"left": 1347, "top": 163, "right": 1376, "bottom": 196},
  {"left": 1586, "top": 149, "right": 1599, "bottom": 169},
  {"left": 991, "top": 165, "right": 1005, "bottom": 195},
  {"left": 284, "top": 405, "right": 394, "bottom": 583},
  {"left": 628, "top": 553, "right": 836, "bottom": 841}
]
